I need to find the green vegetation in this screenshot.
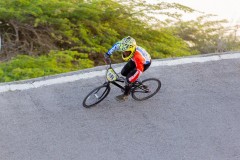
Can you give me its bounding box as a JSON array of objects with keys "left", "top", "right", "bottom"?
[
  {"left": 0, "top": 0, "right": 239, "bottom": 82},
  {"left": 168, "top": 14, "right": 240, "bottom": 54},
  {"left": 0, "top": 51, "right": 93, "bottom": 82}
]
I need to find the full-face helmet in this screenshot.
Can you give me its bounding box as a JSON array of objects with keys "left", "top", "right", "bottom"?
[{"left": 119, "top": 36, "right": 137, "bottom": 61}]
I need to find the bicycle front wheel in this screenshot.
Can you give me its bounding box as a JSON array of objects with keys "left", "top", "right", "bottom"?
[
  {"left": 132, "top": 78, "right": 161, "bottom": 101},
  {"left": 82, "top": 84, "right": 110, "bottom": 108}
]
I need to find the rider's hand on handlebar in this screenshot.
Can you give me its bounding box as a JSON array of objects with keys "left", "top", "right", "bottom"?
[{"left": 104, "top": 53, "right": 111, "bottom": 64}]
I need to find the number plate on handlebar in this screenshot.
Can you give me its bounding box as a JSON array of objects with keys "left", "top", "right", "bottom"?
[{"left": 106, "top": 68, "right": 118, "bottom": 82}]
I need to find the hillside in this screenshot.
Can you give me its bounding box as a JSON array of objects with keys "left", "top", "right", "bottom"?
[{"left": 0, "top": 0, "right": 239, "bottom": 83}]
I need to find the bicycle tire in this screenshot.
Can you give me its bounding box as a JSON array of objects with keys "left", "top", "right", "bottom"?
[
  {"left": 82, "top": 84, "right": 110, "bottom": 108},
  {"left": 131, "top": 78, "right": 161, "bottom": 101}
]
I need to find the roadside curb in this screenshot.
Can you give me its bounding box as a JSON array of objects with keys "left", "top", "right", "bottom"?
[{"left": 0, "top": 52, "right": 239, "bottom": 93}]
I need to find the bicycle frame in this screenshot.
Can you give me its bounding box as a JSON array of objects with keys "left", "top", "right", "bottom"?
[{"left": 104, "top": 60, "right": 146, "bottom": 93}]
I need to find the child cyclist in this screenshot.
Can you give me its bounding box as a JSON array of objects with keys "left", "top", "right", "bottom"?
[{"left": 104, "top": 36, "right": 151, "bottom": 101}]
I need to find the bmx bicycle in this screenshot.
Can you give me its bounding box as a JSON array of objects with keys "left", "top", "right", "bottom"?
[{"left": 82, "top": 59, "right": 161, "bottom": 108}]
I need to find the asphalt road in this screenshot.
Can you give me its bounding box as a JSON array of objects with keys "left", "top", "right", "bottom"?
[{"left": 0, "top": 55, "right": 240, "bottom": 160}]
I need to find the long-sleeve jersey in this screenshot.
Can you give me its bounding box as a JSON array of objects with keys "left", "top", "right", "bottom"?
[{"left": 106, "top": 42, "right": 151, "bottom": 83}]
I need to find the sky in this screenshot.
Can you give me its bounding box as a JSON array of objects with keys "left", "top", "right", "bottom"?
[{"left": 150, "top": 0, "right": 240, "bottom": 26}]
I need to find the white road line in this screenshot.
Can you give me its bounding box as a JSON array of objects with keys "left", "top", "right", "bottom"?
[
  {"left": 151, "top": 53, "right": 240, "bottom": 67},
  {"left": 0, "top": 52, "right": 239, "bottom": 93}
]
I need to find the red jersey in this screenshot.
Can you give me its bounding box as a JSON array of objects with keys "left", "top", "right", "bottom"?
[{"left": 129, "top": 46, "right": 151, "bottom": 82}]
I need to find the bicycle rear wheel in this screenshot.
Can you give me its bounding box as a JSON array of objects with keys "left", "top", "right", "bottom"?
[
  {"left": 131, "top": 78, "right": 161, "bottom": 101},
  {"left": 82, "top": 84, "right": 110, "bottom": 108}
]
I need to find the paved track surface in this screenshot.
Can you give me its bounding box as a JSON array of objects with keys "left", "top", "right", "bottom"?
[{"left": 1, "top": 55, "right": 240, "bottom": 160}]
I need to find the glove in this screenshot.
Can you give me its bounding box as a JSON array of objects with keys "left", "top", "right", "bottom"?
[{"left": 104, "top": 53, "right": 111, "bottom": 64}]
